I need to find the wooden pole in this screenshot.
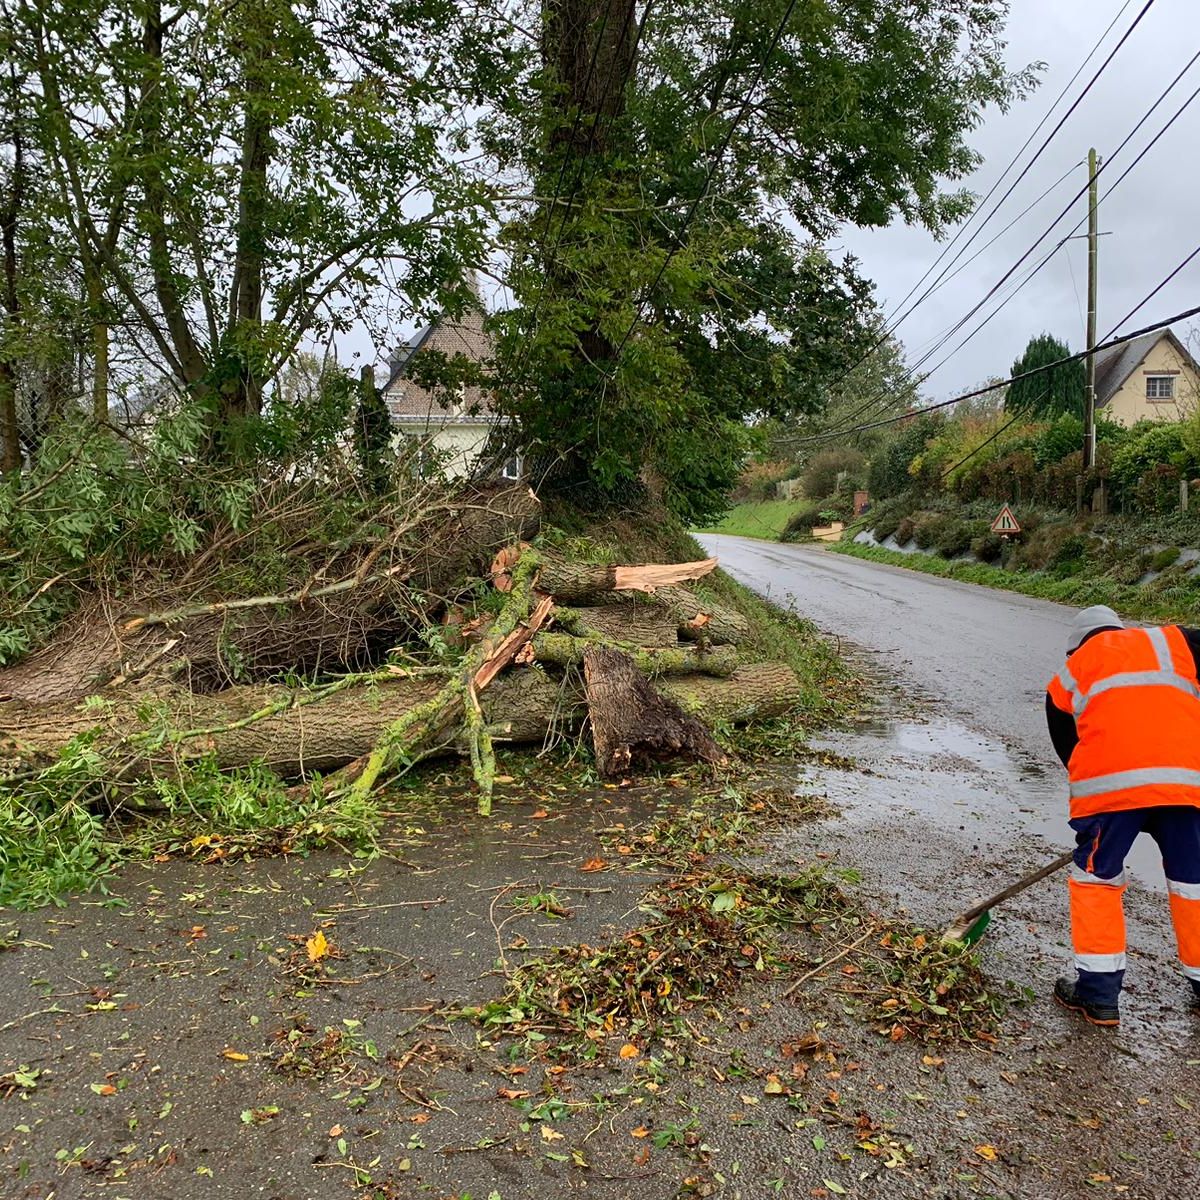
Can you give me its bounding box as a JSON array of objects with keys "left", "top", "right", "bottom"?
[{"left": 1084, "top": 148, "right": 1100, "bottom": 471}]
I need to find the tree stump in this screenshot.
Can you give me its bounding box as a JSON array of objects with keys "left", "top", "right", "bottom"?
[{"left": 582, "top": 645, "right": 727, "bottom": 778}]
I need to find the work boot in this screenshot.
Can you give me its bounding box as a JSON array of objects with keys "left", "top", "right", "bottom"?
[{"left": 1054, "top": 977, "right": 1120, "bottom": 1027}]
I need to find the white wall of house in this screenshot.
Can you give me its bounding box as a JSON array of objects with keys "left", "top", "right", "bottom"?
[
  {"left": 393, "top": 422, "right": 491, "bottom": 479},
  {"left": 1104, "top": 338, "right": 1200, "bottom": 426}
]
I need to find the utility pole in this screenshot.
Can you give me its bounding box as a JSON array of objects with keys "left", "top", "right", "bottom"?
[{"left": 1083, "top": 148, "right": 1100, "bottom": 470}]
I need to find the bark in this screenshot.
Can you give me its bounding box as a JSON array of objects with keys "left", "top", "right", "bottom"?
[
  {"left": 660, "top": 663, "right": 801, "bottom": 724},
  {"left": 0, "top": 65, "right": 23, "bottom": 475},
  {"left": 0, "top": 659, "right": 793, "bottom": 783},
  {"left": 653, "top": 585, "right": 750, "bottom": 645},
  {"left": 535, "top": 555, "right": 716, "bottom": 602},
  {"left": 556, "top": 602, "right": 680, "bottom": 647},
  {"left": 533, "top": 632, "right": 738, "bottom": 677},
  {"left": 583, "top": 645, "right": 726, "bottom": 777}
]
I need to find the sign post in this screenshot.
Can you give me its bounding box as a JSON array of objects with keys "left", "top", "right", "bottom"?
[{"left": 991, "top": 504, "right": 1021, "bottom": 537}]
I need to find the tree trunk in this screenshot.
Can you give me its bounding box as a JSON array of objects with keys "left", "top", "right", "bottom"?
[
  {"left": 555, "top": 602, "right": 679, "bottom": 647},
  {"left": 533, "top": 632, "right": 738, "bottom": 677},
  {"left": 583, "top": 645, "right": 726, "bottom": 777},
  {"left": 0, "top": 659, "right": 795, "bottom": 783},
  {"left": 0, "top": 69, "right": 24, "bottom": 475}
]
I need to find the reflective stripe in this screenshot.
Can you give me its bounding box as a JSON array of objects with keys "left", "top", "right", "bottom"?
[
  {"left": 1147, "top": 626, "right": 1174, "bottom": 672},
  {"left": 1058, "top": 663, "right": 1085, "bottom": 715},
  {"left": 1071, "top": 864, "right": 1126, "bottom": 887},
  {"left": 1182, "top": 963, "right": 1200, "bottom": 982},
  {"left": 1075, "top": 952, "right": 1127, "bottom": 973},
  {"left": 1070, "top": 767, "right": 1200, "bottom": 799},
  {"left": 1166, "top": 878, "right": 1200, "bottom": 901},
  {"left": 1084, "top": 670, "right": 1200, "bottom": 706}
]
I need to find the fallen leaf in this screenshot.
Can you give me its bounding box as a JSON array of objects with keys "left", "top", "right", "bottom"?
[
  {"left": 580, "top": 858, "right": 607, "bottom": 872},
  {"left": 824, "top": 1181, "right": 847, "bottom": 1195},
  {"left": 634, "top": 1146, "right": 651, "bottom": 1166},
  {"left": 328, "top": 1125, "right": 343, "bottom": 1137},
  {"left": 89, "top": 1083, "right": 117, "bottom": 1096},
  {"left": 619, "top": 1043, "right": 640, "bottom": 1060},
  {"left": 889, "top": 1024, "right": 907, "bottom": 1042},
  {"left": 531, "top": 809, "right": 550, "bottom": 819},
  {"left": 540, "top": 1125, "right": 564, "bottom": 1142},
  {"left": 497, "top": 1088, "right": 530, "bottom": 1100},
  {"left": 631, "top": 1126, "right": 649, "bottom": 1138},
  {"left": 306, "top": 930, "right": 329, "bottom": 962},
  {"left": 222, "top": 1050, "right": 249, "bottom": 1062},
  {"left": 975, "top": 1145, "right": 999, "bottom": 1161},
  {"left": 763, "top": 1074, "right": 786, "bottom": 1095},
  {"left": 494, "top": 774, "right": 515, "bottom": 784},
  {"left": 922, "top": 1055, "right": 945, "bottom": 1068}
]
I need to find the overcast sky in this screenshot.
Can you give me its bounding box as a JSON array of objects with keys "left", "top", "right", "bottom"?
[{"left": 841, "top": 0, "right": 1200, "bottom": 402}]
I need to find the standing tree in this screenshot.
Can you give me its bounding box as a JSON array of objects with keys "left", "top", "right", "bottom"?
[
  {"left": 11, "top": 0, "right": 519, "bottom": 451},
  {"left": 1006, "top": 332, "right": 1085, "bottom": 419},
  {"left": 490, "top": 0, "right": 1035, "bottom": 523}
]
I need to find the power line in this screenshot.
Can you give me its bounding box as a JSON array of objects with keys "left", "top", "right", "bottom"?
[
  {"left": 886, "top": 0, "right": 1153, "bottom": 335},
  {"left": 778, "top": 302, "right": 1200, "bottom": 445},
  {"left": 812, "top": 48, "right": 1200, "bottom": 446}
]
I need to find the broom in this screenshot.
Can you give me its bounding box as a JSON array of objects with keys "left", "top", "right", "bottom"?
[{"left": 941, "top": 849, "right": 1075, "bottom": 944}]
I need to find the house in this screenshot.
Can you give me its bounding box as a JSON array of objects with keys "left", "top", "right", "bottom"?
[
  {"left": 382, "top": 282, "right": 521, "bottom": 480},
  {"left": 1094, "top": 328, "right": 1200, "bottom": 427}
]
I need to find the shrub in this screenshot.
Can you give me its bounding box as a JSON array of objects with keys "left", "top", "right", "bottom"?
[
  {"left": 801, "top": 449, "right": 867, "bottom": 502},
  {"left": 1110, "top": 422, "right": 1193, "bottom": 504},
  {"left": 934, "top": 520, "right": 974, "bottom": 559},
  {"left": 912, "top": 512, "right": 953, "bottom": 550},
  {"left": 971, "top": 532, "right": 1004, "bottom": 563},
  {"left": 734, "top": 459, "right": 794, "bottom": 502},
  {"left": 1151, "top": 546, "right": 1182, "bottom": 572},
  {"left": 1034, "top": 413, "right": 1085, "bottom": 468},
  {"left": 1134, "top": 462, "right": 1184, "bottom": 514},
  {"left": 779, "top": 502, "right": 824, "bottom": 543},
  {"left": 894, "top": 516, "right": 916, "bottom": 545}
]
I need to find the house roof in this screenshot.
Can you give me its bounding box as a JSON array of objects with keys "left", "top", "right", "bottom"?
[
  {"left": 383, "top": 292, "right": 498, "bottom": 425},
  {"left": 1094, "top": 328, "right": 1197, "bottom": 407}
]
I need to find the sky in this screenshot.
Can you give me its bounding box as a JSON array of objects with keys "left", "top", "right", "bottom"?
[{"left": 840, "top": 0, "right": 1200, "bottom": 403}]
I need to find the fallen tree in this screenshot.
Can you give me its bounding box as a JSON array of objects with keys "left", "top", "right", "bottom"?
[{"left": 0, "top": 534, "right": 802, "bottom": 813}]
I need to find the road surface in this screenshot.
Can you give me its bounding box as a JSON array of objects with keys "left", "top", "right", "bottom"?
[
  {"left": 698, "top": 533, "right": 1164, "bottom": 880},
  {"left": 699, "top": 535, "right": 1070, "bottom": 762}
]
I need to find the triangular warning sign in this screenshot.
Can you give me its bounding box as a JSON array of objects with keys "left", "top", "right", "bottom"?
[{"left": 991, "top": 504, "right": 1021, "bottom": 534}]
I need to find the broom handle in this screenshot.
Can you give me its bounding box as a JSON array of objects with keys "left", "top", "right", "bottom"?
[{"left": 953, "top": 848, "right": 1076, "bottom": 925}]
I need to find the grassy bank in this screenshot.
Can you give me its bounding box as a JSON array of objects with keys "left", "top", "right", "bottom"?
[
  {"left": 694, "top": 497, "right": 804, "bottom": 540},
  {"left": 831, "top": 540, "right": 1199, "bottom": 623}
]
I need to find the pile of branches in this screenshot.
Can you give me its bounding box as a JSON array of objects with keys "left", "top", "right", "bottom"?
[{"left": 0, "top": 461, "right": 802, "bottom": 821}]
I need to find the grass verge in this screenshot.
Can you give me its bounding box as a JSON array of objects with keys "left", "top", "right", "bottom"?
[
  {"left": 831, "top": 540, "right": 1200, "bottom": 623},
  {"left": 694, "top": 499, "right": 805, "bottom": 540}
]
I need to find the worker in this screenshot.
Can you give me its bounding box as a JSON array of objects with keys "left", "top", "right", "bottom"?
[{"left": 1046, "top": 604, "right": 1200, "bottom": 1027}]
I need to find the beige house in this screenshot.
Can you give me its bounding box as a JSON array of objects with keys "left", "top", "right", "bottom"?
[
  {"left": 1094, "top": 328, "right": 1200, "bottom": 426},
  {"left": 383, "top": 288, "right": 521, "bottom": 480}
]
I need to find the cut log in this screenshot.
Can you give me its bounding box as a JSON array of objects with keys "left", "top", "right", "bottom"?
[
  {"left": 532, "top": 633, "right": 738, "bottom": 677},
  {"left": 660, "top": 662, "right": 801, "bottom": 723},
  {"left": 555, "top": 602, "right": 679, "bottom": 648},
  {"left": 582, "top": 646, "right": 727, "bottom": 778},
  {"left": 537, "top": 556, "right": 717, "bottom": 603},
  {"left": 653, "top": 585, "right": 751, "bottom": 645}
]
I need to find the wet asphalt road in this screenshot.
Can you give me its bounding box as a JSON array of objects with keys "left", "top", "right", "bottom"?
[{"left": 696, "top": 534, "right": 1161, "bottom": 880}]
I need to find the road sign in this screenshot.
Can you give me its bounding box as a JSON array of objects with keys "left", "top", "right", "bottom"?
[{"left": 991, "top": 504, "right": 1021, "bottom": 535}]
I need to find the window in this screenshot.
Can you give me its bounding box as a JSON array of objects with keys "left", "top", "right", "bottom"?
[
  {"left": 1146, "top": 375, "right": 1176, "bottom": 400},
  {"left": 500, "top": 451, "right": 525, "bottom": 481}
]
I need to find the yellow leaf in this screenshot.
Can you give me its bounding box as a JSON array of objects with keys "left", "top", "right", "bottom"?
[
  {"left": 222, "top": 1050, "right": 249, "bottom": 1062},
  {"left": 975, "top": 1145, "right": 998, "bottom": 1161},
  {"left": 619, "top": 1043, "right": 640, "bottom": 1060},
  {"left": 630, "top": 1127, "right": 649, "bottom": 1138},
  {"left": 540, "top": 1125, "right": 564, "bottom": 1141},
  {"left": 763, "top": 1074, "right": 786, "bottom": 1095},
  {"left": 656, "top": 978, "right": 672, "bottom": 997},
  {"left": 306, "top": 930, "right": 329, "bottom": 962}
]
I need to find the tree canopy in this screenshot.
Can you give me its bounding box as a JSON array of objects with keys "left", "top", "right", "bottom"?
[
  {"left": 492, "top": 0, "right": 1034, "bottom": 521},
  {"left": 1006, "top": 332, "right": 1085, "bottom": 420}
]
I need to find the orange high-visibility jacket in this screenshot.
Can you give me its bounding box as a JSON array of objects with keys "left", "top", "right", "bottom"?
[{"left": 1047, "top": 625, "right": 1200, "bottom": 819}]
